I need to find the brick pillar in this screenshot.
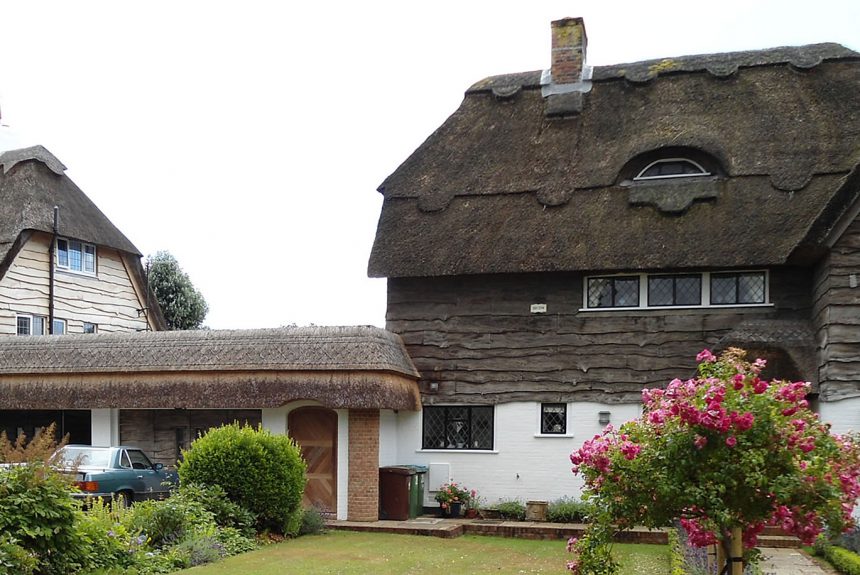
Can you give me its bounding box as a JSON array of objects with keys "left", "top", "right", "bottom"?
[
  {"left": 348, "top": 409, "right": 379, "bottom": 521},
  {"left": 551, "top": 17, "right": 587, "bottom": 84}
]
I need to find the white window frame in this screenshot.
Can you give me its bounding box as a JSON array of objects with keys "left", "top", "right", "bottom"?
[
  {"left": 633, "top": 158, "right": 711, "bottom": 181},
  {"left": 52, "top": 318, "right": 67, "bottom": 335},
  {"left": 581, "top": 271, "right": 772, "bottom": 312},
  {"left": 56, "top": 238, "right": 97, "bottom": 276},
  {"left": 15, "top": 314, "right": 47, "bottom": 336}
]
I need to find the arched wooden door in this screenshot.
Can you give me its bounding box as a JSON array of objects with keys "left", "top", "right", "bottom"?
[{"left": 288, "top": 407, "right": 337, "bottom": 516}]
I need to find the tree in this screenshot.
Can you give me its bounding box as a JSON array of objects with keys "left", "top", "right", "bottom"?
[
  {"left": 567, "top": 348, "right": 860, "bottom": 575},
  {"left": 146, "top": 251, "right": 208, "bottom": 330}
]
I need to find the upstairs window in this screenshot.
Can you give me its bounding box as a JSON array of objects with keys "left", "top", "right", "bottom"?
[
  {"left": 710, "top": 272, "right": 766, "bottom": 305},
  {"left": 83, "top": 322, "right": 97, "bottom": 334},
  {"left": 52, "top": 319, "right": 66, "bottom": 335},
  {"left": 634, "top": 158, "right": 710, "bottom": 181},
  {"left": 57, "top": 239, "right": 96, "bottom": 275},
  {"left": 648, "top": 275, "right": 702, "bottom": 306},
  {"left": 587, "top": 276, "right": 640, "bottom": 308}
]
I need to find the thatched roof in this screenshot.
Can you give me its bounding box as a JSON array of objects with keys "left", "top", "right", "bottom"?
[
  {"left": 0, "top": 145, "right": 167, "bottom": 330},
  {"left": 0, "top": 146, "right": 141, "bottom": 257},
  {"left": 369, "top": 43, "right": 860, "bottom": 278},
  {"left": 0, "top": 326, "right": 421, "bottom": 410}
]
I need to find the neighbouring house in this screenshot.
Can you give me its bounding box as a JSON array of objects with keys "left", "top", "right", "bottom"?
[
  {"left": 0, "top": 142, "right": 422, "bottom": 521},
  {"left": 368, "top": 18, "right": 860, "bottom": 506},
  {"left": 0, "top": 144, "right": 167, "bottom": 442}
]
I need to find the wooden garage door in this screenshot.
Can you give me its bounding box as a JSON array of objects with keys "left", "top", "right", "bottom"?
[{"left": 288, "top": 407, "right": 337, "bottom": 516}]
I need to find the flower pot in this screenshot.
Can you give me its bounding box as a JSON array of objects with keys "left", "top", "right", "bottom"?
[
  {"left": 450, "top": 502, "right": 462, "bottom": 517},
  {"left": 465, "top": 508, "right": 479, "bottom": 519}
]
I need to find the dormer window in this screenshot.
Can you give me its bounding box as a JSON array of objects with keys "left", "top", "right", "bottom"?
[
  {"left": 634, "top": 158, "right": 710, "bottom": 181},
  {"left": 56, "top": 238, "right": 96, "bottom": 275}
]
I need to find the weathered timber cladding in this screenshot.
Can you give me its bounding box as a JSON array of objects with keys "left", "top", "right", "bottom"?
[
  {"left": 815, "top": 217, "right": 860, "bottom": 401},
  {"left": 119, "top": 409, "right": 262, "bottom": 467},
  {"left": 0, "top": 232, "right": 151, "bottom": 334},
  {"left": 387, "top": 268, "right": 812, "bottom": 404}
]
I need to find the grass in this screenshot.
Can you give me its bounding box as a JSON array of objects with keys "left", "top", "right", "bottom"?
[{"left": 179, "top": 531, "right": 670, "bottom": 575}]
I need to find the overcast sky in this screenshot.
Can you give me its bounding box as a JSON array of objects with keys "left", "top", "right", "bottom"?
[{"left": 1, "top": 1, "right": 857, "bottom": 329}]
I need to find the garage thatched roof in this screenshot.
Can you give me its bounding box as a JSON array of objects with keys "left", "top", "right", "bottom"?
[
  {"left": 0, "top": 326, "right": 421, "bottom": 410},
  {"left": 368, "top": 43, "right": 860, "bottom": 278}
]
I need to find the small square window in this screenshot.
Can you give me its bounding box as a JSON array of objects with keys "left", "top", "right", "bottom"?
[
  {"left": 541, "top": 403, "right": 567, "bottom": 434},
  {"left": 52, "top": 319, "right": 66, "bottom": 335},
  {"left": 16, "top": 316, "right": 31, "bottom": 336},
  {"left": 83, "top": 322, "right": 97, "bottom": 334}
]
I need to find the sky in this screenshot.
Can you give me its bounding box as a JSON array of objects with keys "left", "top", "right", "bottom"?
[{"left": 0, "top": 1, "right": 857, "bottom": 329}]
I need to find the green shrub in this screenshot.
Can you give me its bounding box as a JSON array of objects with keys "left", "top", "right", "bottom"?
[
  {"left": 0, "top": 534, "right": 37, "bottom": 575},
  {"left": 0, "top": 462, "right": 84, "bottom": 574},
  {"left": 547, "top": 497, "right": 594, "bottom": 523},
  {"left": 178, "top": 423, "right": 306, "bottom": 535},
  {"left": 666, "top": 528, "right": 687, "bottom": 575},
  {"left": 817, "top": 542, "right": 860, "bottom": 575},
  {"left": 494, "top": 500, "right": 526, "bottom": 521},
  {"left": 128, "top": 498, "right": 191, "bottom": 548},
  {"left": 173, "top": 533, "right": 224, "bottom": 567},
  {"left": 177, "top": 483, "right": 256, "bottom": 537},
  {"left": 299, "top": 506, "right": 328, "bottom": 536}
]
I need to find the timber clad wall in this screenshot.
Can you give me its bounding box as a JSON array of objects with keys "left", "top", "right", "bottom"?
[
  {"left": 0, "top": 232, "right": 151, "bottom": 334},
  {"left": 348, "top": 409, "right": 379, "bottom": 521},
  {"left": 815, "top": 217, "right": 860, "bottom": 400},
  {"left": 120, "top": 409, "right": 262, "bottom": 466},
  {"left": 388, "top": 268, "right": 812, "bottom": 404}
]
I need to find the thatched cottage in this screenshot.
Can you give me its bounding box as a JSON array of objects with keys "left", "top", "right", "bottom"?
[
  {"left": 369, "top": 19, "right": 860, "bottom": 504},
  {"left": 0, "top": 143, "right": 420, "bottom": 521}
]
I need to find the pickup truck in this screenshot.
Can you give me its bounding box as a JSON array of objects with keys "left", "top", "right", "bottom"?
[{"left": 57, "top": 445, "right": 178, "bottom": 505}]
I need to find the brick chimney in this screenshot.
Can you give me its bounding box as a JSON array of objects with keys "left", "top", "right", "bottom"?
[{"left": 551, "top": 17, "right": 587, "bottom": 85}]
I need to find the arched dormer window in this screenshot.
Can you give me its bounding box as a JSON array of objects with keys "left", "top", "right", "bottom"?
[{"left": 634, "top": 158, "right": 710, "bottom": 181}]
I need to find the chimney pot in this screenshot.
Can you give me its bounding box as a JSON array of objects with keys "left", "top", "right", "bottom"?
[{"left": 551, "top": 17, "right": 587, "bottom": 85}]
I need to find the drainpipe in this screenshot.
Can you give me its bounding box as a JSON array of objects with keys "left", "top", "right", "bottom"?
[{"left": 48, "top": 206, "right": 58, "bottom": 334}]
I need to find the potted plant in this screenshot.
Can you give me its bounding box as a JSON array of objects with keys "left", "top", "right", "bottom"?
[
  {"left": 465, "top": 489, "right": 483, "bottom": 519},
  {"left": 434, "top": 482, "right": 471, "bottom": 518}
]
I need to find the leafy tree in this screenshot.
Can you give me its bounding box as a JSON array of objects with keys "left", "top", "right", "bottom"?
[
  {"left": 146, "top": 251, "right": 208, "bottom": 330},
  {"left": 567, "top": 348, "right": 860, "bottom": 575}
]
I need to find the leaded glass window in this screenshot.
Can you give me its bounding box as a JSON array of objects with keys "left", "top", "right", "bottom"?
[
  {"left": 587, "top": 276, "right": 639, "bottom": 308},
  {"left": 541, "top": 403, "right": 567, "bottom": 434},
  {"left": 710, "top": 272, "right": 765, "bottom": 305},
  {"left": 648, "top": 275, "right": 701, "bottom": 306},
  {"left": 422, "top": 406, "right": 494, "bottom": 450}
]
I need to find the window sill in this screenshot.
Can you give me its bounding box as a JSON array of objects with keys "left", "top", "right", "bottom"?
[
  {"left": 578, "top": 303, "right": 774, "bottom": 313},
  {"left": 416, "top": 449, "right": 499, "bottom": 454},
  {"left": 534, "top": 433, "right": 574, "bottom": 438}
]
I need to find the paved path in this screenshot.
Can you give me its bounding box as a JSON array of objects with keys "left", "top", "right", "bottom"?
[{"left": 758, "top": 548, "right": 835, "bottom": 575}]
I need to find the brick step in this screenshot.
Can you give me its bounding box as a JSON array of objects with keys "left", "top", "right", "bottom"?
[
  {"left": 758, "top": 534, "right": 803, "bottom": 549},
  {"left": 761, "top": 526, "right": 793, "bottom": 537}
]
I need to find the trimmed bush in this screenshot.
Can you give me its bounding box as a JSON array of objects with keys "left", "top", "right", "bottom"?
[
  {"left": 178, "top": 423, "right": 306, "bottom": 535},
  {"left": 299, "top": 506, "right": 327, "bottom": 536},
  {"left": 815, "top": 541, "right": 860, "bottom": 575},
  {"left": 547, "top": 497, "right": 594, "bottom": 523}
]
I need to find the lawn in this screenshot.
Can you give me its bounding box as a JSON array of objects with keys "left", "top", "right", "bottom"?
[{"left": 179, "top": 531, "right": 670, "bottom": 575}]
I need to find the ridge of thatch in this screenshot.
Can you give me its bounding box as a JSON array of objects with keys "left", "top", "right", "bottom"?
[
  {"left": 0, "top": 326, "right": 420, "bottom": 378},
  {"left": 369, "top": 42, "right": 860, "bottom": 278}
]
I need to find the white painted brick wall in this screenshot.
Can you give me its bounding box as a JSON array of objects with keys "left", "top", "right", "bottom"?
[{"left": 389, "top": 401, "right": 641, "bottom": 507}]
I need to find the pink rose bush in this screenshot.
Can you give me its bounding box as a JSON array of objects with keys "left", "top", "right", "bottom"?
[{"left": 566, "top": 348, "right": 860, "bottom": 574}]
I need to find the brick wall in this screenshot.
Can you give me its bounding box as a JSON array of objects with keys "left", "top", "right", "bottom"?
[{"left": 348, "top": 409, "right": 380, "bottom": 521}]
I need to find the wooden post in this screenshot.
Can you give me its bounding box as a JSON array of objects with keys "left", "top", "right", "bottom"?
[
  {"left": 730, "top": 527, "right": 743, "bottom": 575},
  {"left": 716, "top": 541, "right": 726, "bottom": 574}
]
